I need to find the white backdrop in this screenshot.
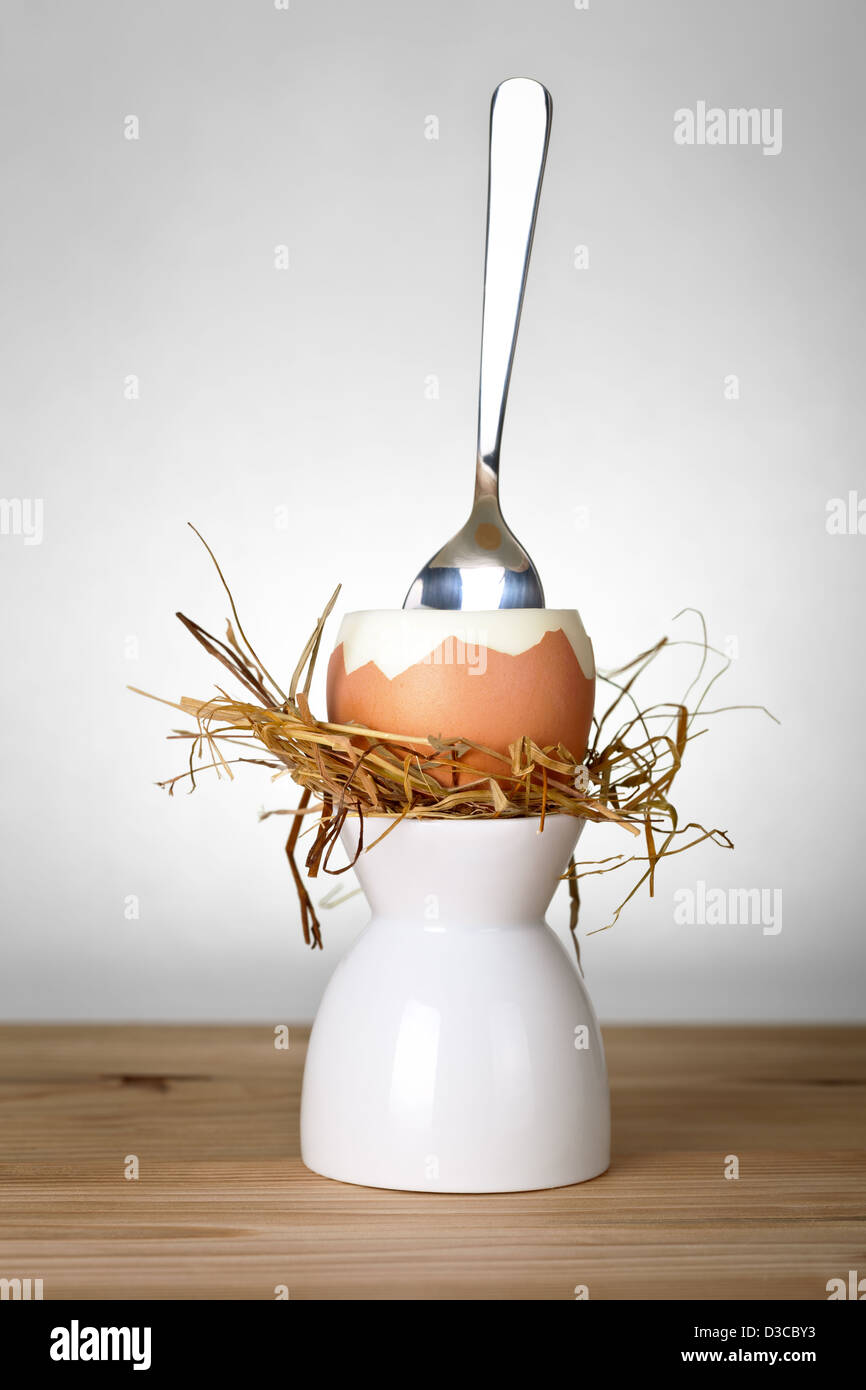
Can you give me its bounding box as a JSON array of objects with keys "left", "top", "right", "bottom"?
[{"left": 1, "top": 0, "right": 864, "bottom": 1021}]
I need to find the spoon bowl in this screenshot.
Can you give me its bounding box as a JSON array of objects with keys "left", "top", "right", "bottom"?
[{"left": 403, "top": 495, "right": 544, "bottom": 610}]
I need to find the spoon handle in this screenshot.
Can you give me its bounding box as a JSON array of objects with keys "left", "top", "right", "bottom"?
[{"left": 475, "top": 78, "right": 552, "bottom": 501}]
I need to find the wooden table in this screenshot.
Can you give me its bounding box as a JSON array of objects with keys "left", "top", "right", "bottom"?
[{"left": 1, "top": 1025, "right": 863, "bottom": 1300}]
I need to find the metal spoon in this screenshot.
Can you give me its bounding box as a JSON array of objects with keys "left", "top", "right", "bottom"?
[{"left": 404, "top": 77, "right": 552, "bottom": 611}]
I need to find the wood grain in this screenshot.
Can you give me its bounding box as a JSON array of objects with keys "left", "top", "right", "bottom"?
[{"left": 0, "top": 1025, "right": 863, "bottom": 1300}]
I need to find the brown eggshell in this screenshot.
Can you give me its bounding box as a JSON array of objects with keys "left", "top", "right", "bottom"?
[{"left": 326, "top": 629, "right": 594, "bottom": 788}]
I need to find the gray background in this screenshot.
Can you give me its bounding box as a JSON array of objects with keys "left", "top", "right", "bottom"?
[{"left": 1, "top": 0, "right": 863, "bottom": 1020}]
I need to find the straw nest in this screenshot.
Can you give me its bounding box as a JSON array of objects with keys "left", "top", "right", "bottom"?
[{"left": 133, "top": 528, "right": 775, "bottom": 960}]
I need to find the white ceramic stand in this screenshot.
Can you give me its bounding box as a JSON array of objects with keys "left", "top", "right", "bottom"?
[{"left": 300, "top": 816, "right": 610, "bottom": 1192}]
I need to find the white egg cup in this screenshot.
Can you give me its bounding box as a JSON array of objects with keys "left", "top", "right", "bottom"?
[{"left": 300, "top": 815, "right": 610, "bottom": 1193}]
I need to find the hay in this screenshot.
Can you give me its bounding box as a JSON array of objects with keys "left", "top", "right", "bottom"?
[{"left": 132, "top": 527, "right": 776, "bottom": 953}]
